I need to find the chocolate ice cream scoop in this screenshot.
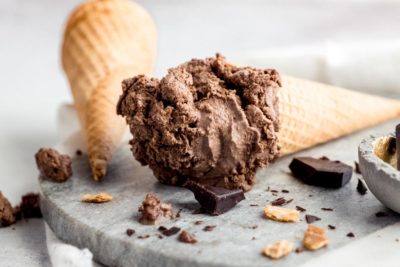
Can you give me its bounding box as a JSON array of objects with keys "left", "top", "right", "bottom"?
[{"left": 117, "top": 54, "right": 281, "bottom": 191}]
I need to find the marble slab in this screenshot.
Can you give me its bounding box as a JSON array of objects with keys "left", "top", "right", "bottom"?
[{"left": 40, "top": 120, "right": 400, "bottom": 267}]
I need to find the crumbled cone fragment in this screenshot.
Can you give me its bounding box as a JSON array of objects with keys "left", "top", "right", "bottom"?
[
  {"left": 262, "top": 240, "right": 294, "bottom": 259},
  {"left": 81, "top": 192, "right": 113, "bottom": 203},
  {"left": 138, "top": 194, "right": 173, "bottom": 225},
  {"left": 303, "top": 224, "right": 329, "bottom": 251},
  {"left": 264, "top": 205, "right": 299, "bottom": 223}
]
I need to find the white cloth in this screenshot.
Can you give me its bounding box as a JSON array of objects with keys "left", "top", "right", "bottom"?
[{"left": 46, "top": 39, "right": 400, "bottom": 267}]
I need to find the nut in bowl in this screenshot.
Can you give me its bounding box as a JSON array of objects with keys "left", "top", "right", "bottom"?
[{"left": 358, "top": 133, "right": 400, "bottom": 213}]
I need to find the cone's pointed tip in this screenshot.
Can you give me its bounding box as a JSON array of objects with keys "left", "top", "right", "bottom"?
[{"left": 91, "top": 158, "right": 108, "bottom": 181}]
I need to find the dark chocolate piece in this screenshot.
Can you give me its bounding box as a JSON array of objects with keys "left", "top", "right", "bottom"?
[
  {"left": 347, "top": 232, "right": 355, "bottom": 238},
  {"left": 35, "top": 148, "right": 72, "bottom": 183},
  {"left": 126, "top": 229, "right": 135, "bottom": 236},
  {"left": 176, "top": 209, "right": 183, "bottom": 218},
  {"left": 357, "top": 179, "right": 368, "bottom": 195},
  {"left": 203, "top": 225, "right": 217, "bottom": 232},
  {"left": 305, "top": 214, "right": 321, "bottom": 224},
  {"left": 295, "top": 247, "right": 304, "bottom": 253},
  {"left": 286, "top": 199, "right": 293, "bottom": 204},
  {"left": 249, "top": 204, "right": 259, "bottom": 207},
  {"left": 281, "top": 189, "right": 290, "bottom": 193},
  {"left": 354, "top": 161, "right": 361, "bottom": 174},
  {"left": 178, "top": 231, "right": 197, "bottom": 244},
  {"left": 375, "top": 211, "right": 388, "bottom": 218},
  {"left": 138, "top": 235, "right": 150, "bottom": 239},
  {"left": 270, "top": 190, "right": 279, "bottom": 193},
  {"left": 162, "top": 226, "right": 181, "bottom": 236},
  {"left": 76, "top": 149, "right": 83, "bottom": 156},
  {"left": 185, "top": 181, "right": 245, "bottom": 215},
  {"left": 270, "top": 197, "right": 286, "bottom": 206},
  {"left": 296, "top": 206, "right": 306, "bottom": 212},
  {"left": 289, "top": 157, "right": 352, "bottom": 188},
  {"left": 194, "top": 220, "right": 203, "bottom": 225},
  {"left": 328, "top": 224, "right": 336, "bottom": 230},
  {"left": 248, "top": 225, "right": 258, "bottom": 229},
  {"left": 158, "top": 226, "right": 167, "bottom": 232},
  {"left": 321, "top": 208, "right": 333, "bottom": 211},
  {"left": 20, "top": 193, "right": 42, "bottom": 218}
]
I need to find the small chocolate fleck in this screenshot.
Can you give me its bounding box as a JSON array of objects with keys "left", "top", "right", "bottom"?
[
  {"left": 357, "top": 179, "right": 368, "bottom": 195},
  {"left": 309, "top": 195, "right": 313, "bottom": 197},
  {"left": 296, "top": 206, "right": 306, "bottom": 212},
  {"left": 203, "top": 225, "right": 217, "bottom": 231},
  {"left": 194, "top": 220, "right": 203, "bottom": 225},
  {"left": 266, "top": 186, "right": 271, "bottom": 192},
  {"left": 375, "top": 211, "right": 388, "bottom": 218},
  {"left": 76, "top": 149, "right": 82, "bottom": 156},
  {"left": 281, "top": 189, "right": 290, "bottom": 193},
  {"left": 270, "top": 190, "right": 279, "bottom": 193},
  {"left": 347, "top": 232, "right": 355, "bottom": 238},
  {"left": 328, "top": 224, "right": 336, "bottom": 230},
  {"left": 250, "top": 204, "right": 259, "bottom": 207},
  {"left": 286, "top": 199, "right": 293, "bottom": 204},
  {"left": 321, "top": 208, "right": 334, "bottom": 211},
  {"left": 305, "top": 214, "right": 321, "bottom": 224},
  {"left": 178, "top": 231, "right": 197, "bottom": 244},
  {"left": 248, "top": 225, "right": 258, "bottom": 230},
  {"left": 295, "top": 247, "right": 304, "bottom": 253},
  {"left": 176, "top": 209, "right": 183, "bottom": 218},
  {"left": 354, "top": 161, "right": 361, "bottom": 174},
  {"left": 272, "top": 193, "right": 278, "bottom": 196},
  {"left": 126, "top": 228, "right": 135, "bottom": 236},
  {"left": 396, "top": 238, "right": 399, "bottom": 242},
  {"left": 320, "top": 156, "right": 330, "bottom": 160},
  {"left": 271, "top": 197, "right": 286, "bottom": 206},
  {"left": 157, "top": 234, "right": 163, "bottom": 239},
  {"left": 138, "top": 235, "right": 150, "bottom": 239},
  {"left": 162, "top": 226, "right": 181, "bottom": 236},
  {"left": 251, "top": 237, "right": 256, "bottom": 240}
]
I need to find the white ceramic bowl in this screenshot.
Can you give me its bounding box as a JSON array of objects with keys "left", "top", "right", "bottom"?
[{"left": 358, "top": 134, "right": 400, "bottom": 213}]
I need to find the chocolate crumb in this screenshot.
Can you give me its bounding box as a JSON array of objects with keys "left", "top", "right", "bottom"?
[
  {"left": 162, "top": 226, "right": 181, "bottom": 236},
  {"left": 126, "top": 229, "right": 135, "bottom": 236},
  {"left": 375, "top": 211, "right": 388, "bottom": 217},
  {"left": 347, "top": 232, "right": 355, "bottom": 238},
  {"left": 328, "top": 225, "right": 336, "bottom": 230},
  {"left": 176, "top": 209, "right": 183, "bottom": 218},
  {"left": 295, "top": 247, "right": 304, "bottom": 254},
  {"left": 138, "top": 235, "right": 150, "bottom": 239},
  {"left": 178, "top": 231, "right": 197, "bottom": 244},
  {"left": 309, "top": 195, "right": 313, "bottom": 197},
  {"left": 286, "top": 199, "right": 293, "bottom": 204},
  {"left": 157, "top": 234, "right": 164, "bottom": 239},
  {"left": 35, "top": 148, "right": 72, "bottom": 183},
  {"left": 296, "top": 206, "right": 306, "bottom": 212},
  {"left": 357, "top": 179, "right": 368, "bottom": 195},
  {"left": 321, "top": 208, "right": 334, "bottom": 211},
  {"left": 194, "top": 220, "right": 203, "bottom": 225},
  {"left": 354, "top": 161, "right": 361, "bottom": 174},
  {"left": 272, "top": 193, "right": 278, "bottom": 196},
  {"left": 266, "top": 186, "right": 271, "bottom": 192},
  {"left": 250, "top": 204, "right": 259, "bottom": 207},
  {"left": 305, "top": 215, "right": 321, "bottom": 224},
  {"left": 138, "top": 194, "right": 173, "bottom": 225},
  {"left": 320, "top": 156, "right": 330, "bottom": 160},
  {"left": 20, "top": 193, "right": 42, "bottom": 218},
  {"left": 281, "top": 190, "right": 290, "bottom": 193},
  {"left": 271, "top": 197, "right": 286, "bottom": 206},
  {"left": 203, "top": 225, "right": 217, "bottom": 232},
  {"left": 76, "top": 149, "right": 82, "bottom": 156},
  {"left": 248, "top": 225, "right": 258, "bottom": 230},
  {"left": 270, "top": 190, "right": 279, "bottom": 193}
]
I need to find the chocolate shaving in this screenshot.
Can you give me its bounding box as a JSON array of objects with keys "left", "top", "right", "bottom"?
[
  {"left": 162, "top": 226, "right": 181, "bottom": 236},
  {"left": 270, "top": 190, "right": 279, "bottom": 193},
  {"left": 281, "top": 190, "right": 290, "bottom": 193},
  {"left": 271, "top": 197, "right": 286, "bottom": 206},
  {"left": 176, "top": 209, "right": 183, "bottom": 218},
  {"left": 250, "top": 204, "right": 259, "bottom": 207},
  {"left": 328, "top": 225, "right": 336, "bottom": 230},
  {"left": 295, "top": 247, "right": 304, "bottom": 253},
  {"left": 321, "top": 208, "right": 333, "bottom": 211},
  {"left": 296, "top": 206, "right": 306, "bottom": 212},
  {"left": 305, "top": 214, "right": 321, "bottom": 224},
  {"left": 357, "top": 179, "right": 368, "bottom": 195},
  {"left": 203, "top": 225, "right": 217, "bottom": 232},
  {"left": 158, "top": 226, "right": 167, "bottom": 231},
  {"left": 266, "top": 186, "right": 271, "bottom": 192},
  {"left": 126, "top": 229, "right": 135, "bottom": 236},
  {"left": 138, "top": 235, "right": 150, "bottom": 239}
]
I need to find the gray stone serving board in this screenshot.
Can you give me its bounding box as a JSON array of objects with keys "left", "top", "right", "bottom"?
[{"left": 40, "top": 120, "right": 400, "bottom": 267}]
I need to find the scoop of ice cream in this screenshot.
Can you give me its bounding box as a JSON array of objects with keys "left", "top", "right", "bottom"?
[{"left": 117, "top": 54, "right": 281, "bottom": 191}]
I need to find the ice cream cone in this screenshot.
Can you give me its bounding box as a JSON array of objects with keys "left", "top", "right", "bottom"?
[
  {"left": 62, "top": 0, "right": 157, "bottom": 180},
  {"left": 278, "top": 76, "right": 400, "bottom": 155}
]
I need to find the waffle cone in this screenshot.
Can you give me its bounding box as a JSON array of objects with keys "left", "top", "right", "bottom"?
[
  {"left": 62, "top": 0, "right": 157, "bottom": 180},
  {"left": 278, "top": 76, "right": 400, "bottom": 155}
]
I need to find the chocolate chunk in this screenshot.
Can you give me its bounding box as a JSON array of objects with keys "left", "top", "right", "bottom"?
[
  {"left": 0, "top": 192, "right": 16, "bottom": 227},
  {"left": 270, "top": 190, "right": 279, "bottom": 193},
  {"left": 281, "top": 189, "right": 290, "bottom": 193},
  {"left": 347, "top": 232, "right": 355, "bottom": 238},
  {"left": 162, "top": 226, "right": 181, "bottom": 236},
  {"left": 295, "top": 247, "right": 304, "bottom": 253},
  {"left": 76, "top": 149, "right": 82, "bottom": 156},
  {"left": 178, "top": 231, "right": 197, "bottom": 244},
  {"left": 396, "top": 124, "right": 400, "bottom": 170},
  {"left": 328, "top": 224, "right": 336, "bottom": 230},
  {"left": 20, "top": 193, "right": 42, "bottom": 218},
  {"left": 296, "top": 206, "right": 306, "bottom": 212},
  {"left": 305, "top": 214, "right": 321, "bottom": 224},
  {"left": 375, "top": 211, "right": 388, "bottom": 217},
  {"left": 35, "top": 148, "right": 72, "bottom": 183},
  {"left": 354, "top": 161, "right": 361, "bottom": 174},
  {"left": 321, "top": 208, "right": 333, "bottom": 211},
  {"left": 271, "top": 197, "right": 286, "bottom": 206},
  {"left": 289, "top": 157, "right": 352, "bottom": 188},
  {"left": 185, "top": 181, "right": 245, "bottom": 215},
  {"left": 138, "top": 194, "right": 173, "bottom": 225},
  {"left": 203, "top": 225, "right": 216, "bottom": 232},
  {"left": 126, "top": 229, "right": 135, "bottom": 236},
  {"left": 357, "top": 179, "right": 368, "bottom": 195}
]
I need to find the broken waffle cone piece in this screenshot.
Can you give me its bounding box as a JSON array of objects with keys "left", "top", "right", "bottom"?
[
  {"left": 278, "top": 76, "right": 400, "bottom": 155},
  {"left": 62, "top": 0, "right": 157, "bottom": 180}
]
